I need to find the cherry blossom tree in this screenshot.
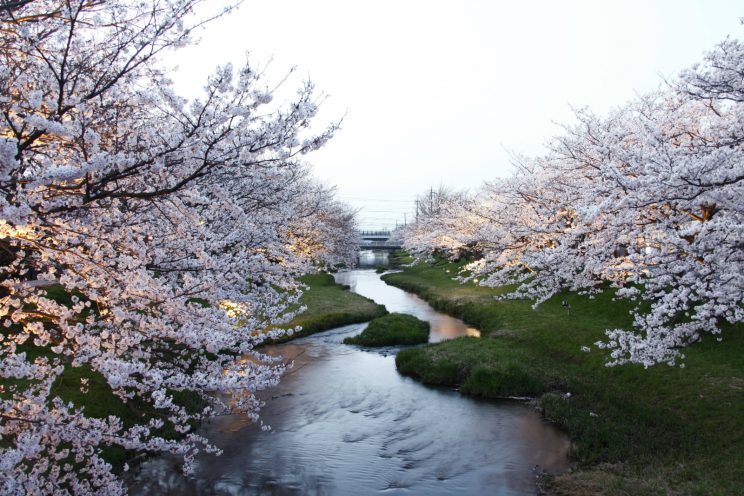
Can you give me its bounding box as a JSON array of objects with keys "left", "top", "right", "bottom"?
[
  {"left": 284, "top": 179, "right": 360, "bottom": 268},
  {"left": 0, "top": 1, "right": 356, "bottom": 494},
  {"left": 403, "top": 186, "right": 485, "bottom": 259},
  {"left": 403, "top": 35, "right": 743, "bottom": 368}
]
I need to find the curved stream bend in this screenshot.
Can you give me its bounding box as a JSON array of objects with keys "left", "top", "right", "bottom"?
[{"left": 131, "top": 268, "right": 569, "bottom": 495}]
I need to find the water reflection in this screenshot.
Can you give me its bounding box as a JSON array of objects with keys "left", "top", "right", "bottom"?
[
  {"left": 334, "top": 269, "right": 480, "bottom": 341},
  {"left": 130, "top": 270, "right": 568, "bottom": 495},
  {"left": 357, "top": 250, "right": 388, "bottom": 268}
]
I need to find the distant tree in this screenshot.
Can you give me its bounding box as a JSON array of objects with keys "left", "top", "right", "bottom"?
[
  {"left": 0, "top": 1, "right": 355, "bottom": 493},
  {"left": 405, "top": 186, "right": 482, "bottom": 258}
]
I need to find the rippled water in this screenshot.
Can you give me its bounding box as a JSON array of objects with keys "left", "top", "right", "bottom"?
[{"left": 130, "top": 267, "right": 569, "bottom": 495}]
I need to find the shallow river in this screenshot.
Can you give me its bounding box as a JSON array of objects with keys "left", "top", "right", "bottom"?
[{"left": 131, "top": 266, "right": 569, "bottom": 495}]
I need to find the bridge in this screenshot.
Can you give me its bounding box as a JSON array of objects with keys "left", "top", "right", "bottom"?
[{"left": 358, "top": 230, "right": 402, "bottom": 251}]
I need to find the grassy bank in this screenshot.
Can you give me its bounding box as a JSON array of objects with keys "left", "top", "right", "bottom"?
[
  {"left": 388, "top": 250, "right": 414, "bottom": 268},
  {"left": 273, "top": 272, "right": 387, "bottom": 343},
  {"left": 383, "top": 259, "right": 744, "bottom": 495},
  {"left": 343, "top": 313, "right": 429, "bottom": 346}
]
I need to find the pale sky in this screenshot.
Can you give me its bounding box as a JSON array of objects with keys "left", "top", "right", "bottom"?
[{"left": 165, "top": 1, "right": 743, "bottom": 230}]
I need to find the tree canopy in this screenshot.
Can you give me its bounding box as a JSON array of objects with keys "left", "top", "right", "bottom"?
[
  {"left": 0, "top": 1, "right": 357, "bottom": 494},
  {"left": 403, "top": 35, "right": 744, "bottom": 368}
]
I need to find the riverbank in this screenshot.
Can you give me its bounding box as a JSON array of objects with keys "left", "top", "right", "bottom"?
[
  {"left": 382, "top": 259, "right": 744, "bottom": 495},
  {"left": 273, "top": 272, "right": 387, "bottom": 343}
]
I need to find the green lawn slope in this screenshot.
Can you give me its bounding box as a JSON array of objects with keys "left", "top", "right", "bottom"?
[
  {"left": 383, "top": 257, "right": 744, "bottom": 495},
  {"left": 273, "top": 272, "right": 387, "bottom": 343}
]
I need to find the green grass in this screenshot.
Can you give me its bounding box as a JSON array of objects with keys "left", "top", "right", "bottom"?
[
  {"left": 271, "top": 272, "right": 387, "bottom": 343},
  {"left": 343, "top": 313, "right": 429, "bottom": 346},
  {"left": 388, "top": 250, "right": 414, "bottom": 268},
  {"left": 383, "top": 257, "right": 744, "bottom": 496}
]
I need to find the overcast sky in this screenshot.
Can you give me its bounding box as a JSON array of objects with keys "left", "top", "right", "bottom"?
[{"left": 165, "top": 1, "right": 743, "bottom": 230}]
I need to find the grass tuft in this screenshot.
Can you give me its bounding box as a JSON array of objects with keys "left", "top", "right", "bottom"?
[{"left": 343, "top": 313, "right": 429, "bottom": 346}]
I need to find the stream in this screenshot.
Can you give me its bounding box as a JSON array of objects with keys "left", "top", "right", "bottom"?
[{"left": 131, "top": 258, "right": 569, "bottom": 495}]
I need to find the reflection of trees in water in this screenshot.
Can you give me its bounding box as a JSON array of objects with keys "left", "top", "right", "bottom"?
[
  {"left": 514, "top": 411, "right": 571, "bottom": 474},
  {"left": 357, "top": 250, "right": 390, "bottom": 267}
]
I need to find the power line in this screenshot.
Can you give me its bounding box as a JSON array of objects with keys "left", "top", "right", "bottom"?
[
  {"left": 354, "top": 207, "right": 413, "bottom": 214},
  {"left": 340, "top": 196, "right": 415, "bottom": 203}
]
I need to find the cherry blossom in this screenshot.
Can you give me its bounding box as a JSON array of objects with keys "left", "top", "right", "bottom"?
[{"left": 0, "top": 1, "right": 357, "bottom": 493}]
